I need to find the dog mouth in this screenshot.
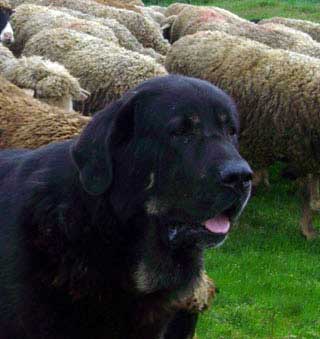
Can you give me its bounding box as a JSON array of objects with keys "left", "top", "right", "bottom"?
[
  {"left": 201, "top": 214, "right": 230, "bottom": 234},
  {"left": 163, "top": 197, "right": 248, "bottom": 249}
]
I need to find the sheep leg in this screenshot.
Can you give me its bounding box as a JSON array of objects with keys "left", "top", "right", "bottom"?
[
  {"left": 252, "top": 168, "right": 270, "bottom": 189},
  {"left": 251, "top": 168, "right": 270, "bottom": 196},
  {"left": 308, "top": 174, "right": 320, "bottom": 210},
  {"left": 300, "top": 175, "right": 319, "bottom": 240}
]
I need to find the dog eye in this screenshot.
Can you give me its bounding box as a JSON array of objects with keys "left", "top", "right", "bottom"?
[
  {"left": 170, "top": 120, "right": 193, "bottom": 137},
  {"left": 171, "top": 127, "right": 190, "bottom": 137},
  {"left": 170, "top": 128, "right": 193, "bottom": 145},
  {"left": 228, "top": 127, "right": 237, "bottom": 137}
]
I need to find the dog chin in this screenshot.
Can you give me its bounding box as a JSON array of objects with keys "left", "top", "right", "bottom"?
[
  {"left": 213, "top": 234, "right": 228, "bottom": 248},
  {"left": 165, "top": 223, "right": 229, "bottom": 249},
  {"left": 230, "top": 186, "right": 252, "bottom": 223}
]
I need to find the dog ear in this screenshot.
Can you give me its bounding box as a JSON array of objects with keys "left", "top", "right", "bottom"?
[{"left": 71, "top": 94, "right": 137, "bottom": 195}]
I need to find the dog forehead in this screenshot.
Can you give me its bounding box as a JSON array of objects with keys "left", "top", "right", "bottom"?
[
  {"left": 136, "top": 75, "right": 231, "bottom": 107},
  {"left": 133, "top": 75, "right": 238, "bottom": 130}
]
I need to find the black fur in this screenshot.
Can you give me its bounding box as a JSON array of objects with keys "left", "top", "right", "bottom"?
[
  {"left": 249, "top": 18, "right": 261, "bottom": 23},
  {"left": 0, "top": 75, "right": 252, "bottom": 339},
  {"left": 0, "top": 7, "right": 13, "bottom": 42}
]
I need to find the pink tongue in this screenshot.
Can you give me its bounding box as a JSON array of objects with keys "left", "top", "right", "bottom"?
[{"left": 202, "top": 215, "right": 230, "bottom": 234}]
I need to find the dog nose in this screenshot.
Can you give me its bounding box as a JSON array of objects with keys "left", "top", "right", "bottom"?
[{"left": 219, "top": 161, "right": 253, "bottom": 190}]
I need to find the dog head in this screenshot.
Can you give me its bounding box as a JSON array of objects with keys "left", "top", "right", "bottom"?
[
  {"left": 0, "top": 6, "right": 14, "bottom": 44},
  {"left": 71, "top": 75, "right": 252, "bottom": 248}
]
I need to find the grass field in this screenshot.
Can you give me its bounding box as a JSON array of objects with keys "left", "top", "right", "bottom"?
[
  {"left": 143, "top": 0, "right": 320, "bottom": 337},
  {"left": 198, "top": 164, "right": 320, "bottom": 338},
  {"left": 145, "top": 0, "right": 320, "bottom": 22}
]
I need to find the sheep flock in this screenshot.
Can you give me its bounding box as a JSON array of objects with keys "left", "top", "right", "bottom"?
[{"left": 1, "top": 0, "right": 320, "bottom": 245}]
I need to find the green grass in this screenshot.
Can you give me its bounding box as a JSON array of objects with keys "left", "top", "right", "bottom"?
[
  {"left": 146, "top": 0, "right": 320, "bottom": 22},
  {"left": 205, "top": 0, "right": 320, "bottom": 21},
  {"left": 198, "top": 164, "right": 320, "bottom": 338}
]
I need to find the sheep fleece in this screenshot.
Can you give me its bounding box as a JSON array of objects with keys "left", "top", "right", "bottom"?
[{"left": 165, "top": 30, "right": 320, "bottom": 173}]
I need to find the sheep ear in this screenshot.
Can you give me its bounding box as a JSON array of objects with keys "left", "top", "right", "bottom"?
[{"left": 71, "top": 97, "right": 136, "bottom": 195}]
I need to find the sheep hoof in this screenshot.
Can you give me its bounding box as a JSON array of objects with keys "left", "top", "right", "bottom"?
[
  {"left": 310, "top": 199, "right": 320, "bottom": 211},
  {"left": 252, "top": 169, "right": 270, "bottom": 190},
  {"left": 79, "top": 88, "right": 91, "bottom": 101},
  {"left": 301, "top": 225, "right": 318, "bottom": 240}
]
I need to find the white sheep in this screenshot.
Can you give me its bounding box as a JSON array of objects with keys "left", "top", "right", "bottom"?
[
  {"left": 139, "top": 6, "right": 165, "bottom": 26},
  {"left": 0, "top": 75, "right": 90, "bottom": 149},
  {"left": 11, "top": 4, "right": 164, "bottom": 62},
  {"left": 11, "top": 4, "right": 118, "bottom": 54},
  {"left": 167, "top": 5, "right": 320, "bottom": 59},
  {"left": 9, "top": 0, "right": 170, "bottom": 55},
  {"left": 259, "top": 17, "right": 320, "bottom": 43},
  {"left": 0, "top": 44, "right": 88, "bottom": 111},
  {"left": 22, "top": 27, "right": 167, "bottom": 113}
]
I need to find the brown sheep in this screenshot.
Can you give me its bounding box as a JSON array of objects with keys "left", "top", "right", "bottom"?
[
  {"left": 0, "top": 76, "right": 90, "bottom": 149},
  {"left": 9, "top": 0, "right": 170, "bottom": 55},
  {"left": 22, "top": 28, "right": 167, "bottom": 113},
  {"left": 259, "top": 16, "right": 320, "bottom": 43},
  {"left": 166, "top": 5, "right": 320, "bottom": 60}
]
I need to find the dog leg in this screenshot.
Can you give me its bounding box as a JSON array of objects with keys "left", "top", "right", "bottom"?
[
  {"left": 165, "top": 271, "right": 216, "bottom": 339},
  {"left": 164, "top": 311, "right": 198, "bottom": 339}
]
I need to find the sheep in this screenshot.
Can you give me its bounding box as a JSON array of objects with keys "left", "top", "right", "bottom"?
[
  {"left": 0, "top": 76, "right": 90, "bottom": 149},
  {"left": 0, "top": 0, "right": 14, "bottom": 44},
  {"left": 148, "top": 6, "right": 167, "bottom": 16},
  {"left": 22, "top": 27, "right": 167, "bottom": 113},
  {"left": 115, "top": 0, "right": 144, "bottom": 6},
  {"left": 165, "top": 30, "right": 320, "bottom": 239},
  {"left": 11, "top": 4, "right": 164, "bottom": 62},
  {"left": 165, "top": 3, "right": 247, "bottom": 22},
  {"left": 165, "top": 3, "right": 192, "bottom": 17},
  {"left": 92, "top": 0, "right": 143, "bottom": 14},
  {"left": 51, "top": 6, "right": 164, "bottom": 61},
  {"left": 161, "top": 15, "right": 176, "bottom": 42},
  {"left": 0, "top": 44, "right": 89, "bottom": 111},
  {"left": 251, "top": 22, "right": 320, "bottom": 59},
  {"left": 139, "top": 6, "right": 165, "bottom": 26},
  {"left": 9, "top": 0, "right": 170, "bottom": 55},
  {"left": 11, "top": 4, "right": 119, "bottom": 55},
  {"left": 167, "top": 6, "right": 320, "bottom": 60},
  {"left": 259, "top": 17, "right": 320, "bottom": 43},
  {"left": 168, "top": 5, "right": 245, "bottom": 43}
]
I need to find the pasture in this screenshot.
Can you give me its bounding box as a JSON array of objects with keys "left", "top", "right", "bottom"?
[
  {"left": 199, "top": 163, "right": 320, "bottom": 338},
  {"left": 146, "top": 0, "right": 320, "bottom": 22}
]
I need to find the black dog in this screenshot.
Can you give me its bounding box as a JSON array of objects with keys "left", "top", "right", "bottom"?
[
  {"left": 0, "top": 5, "right": 14, "bottom": 44},
  {"left": 0, "top": 75, "right": 252, "bottom": 339}
]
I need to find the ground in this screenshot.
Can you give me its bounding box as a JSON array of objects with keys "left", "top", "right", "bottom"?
[
  {"left": 147, "top": 0, "right": 320, "bottom": 22},
  {"left": 199, "top": 163, "right": 320, "bottom": 338}
]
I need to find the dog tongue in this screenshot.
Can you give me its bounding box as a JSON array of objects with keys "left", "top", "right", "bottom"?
[{"left": 202, "top": 215, "right": 230, "bottom": 234}]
